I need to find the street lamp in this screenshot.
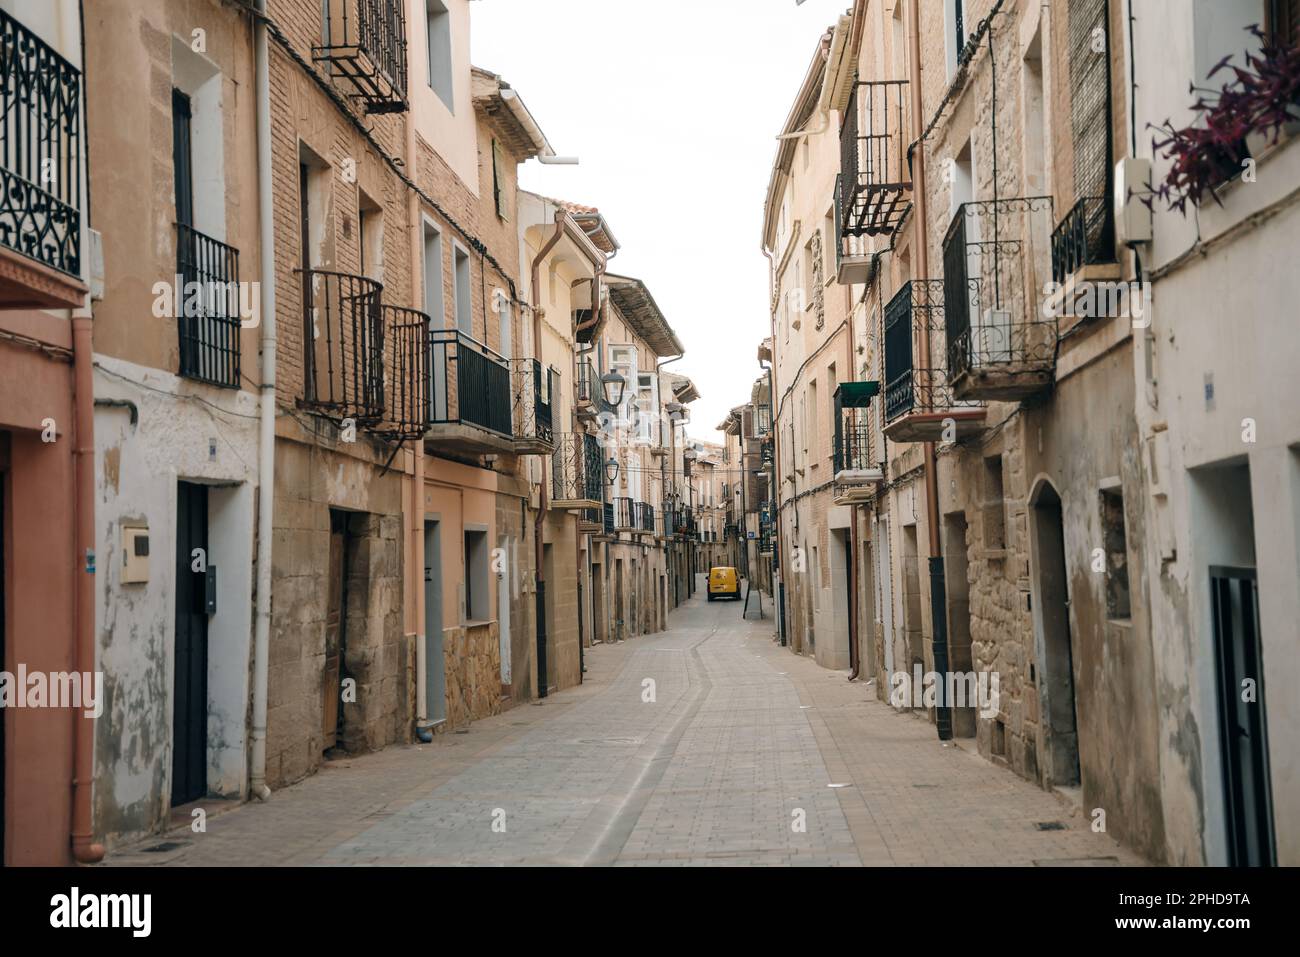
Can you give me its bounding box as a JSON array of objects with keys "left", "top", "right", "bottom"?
[
  {"left": 604, "top": 455, "right": 620, "bottom": 486},
  {"left": 600, "top": 371, "right": 626, "bottom": 408}
]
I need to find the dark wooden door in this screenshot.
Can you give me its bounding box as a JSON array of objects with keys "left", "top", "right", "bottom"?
[
  {"left": 323, "top": 512, "right": 348, "bottom": 750},
  {"left": 172, "top": 482, "right": 209, "bottom": 806},
  {"left": 1211, "top": 566, "right": 1275, "bottom": 866}
]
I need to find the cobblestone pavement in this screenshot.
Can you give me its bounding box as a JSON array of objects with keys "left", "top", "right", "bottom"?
[{"left": 106, "top": 578, "right": 1144, "bottom": 867}]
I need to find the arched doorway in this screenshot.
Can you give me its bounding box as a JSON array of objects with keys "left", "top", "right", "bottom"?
[{"left": 1029, "top": 479, "right": 1080, "bottom": 787}]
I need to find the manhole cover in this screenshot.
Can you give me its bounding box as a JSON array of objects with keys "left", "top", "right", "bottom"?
[{"left": 1034, "top": 821, "right": 1067, "bottom": 831}]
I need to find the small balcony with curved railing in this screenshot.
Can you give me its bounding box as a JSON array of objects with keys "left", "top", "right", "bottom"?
[
  {"left": 881, "top": 279, "right": 986, "bottom": 443},
  {"left": 943, "top": 197, "right": 1058, "bottom": 402},
  {"left": 369, "top": 305, "right": 431, "bottom": 442},
  {"left": 551, "top": 432, "right": 603, "bottom": 510},
  {"left": 424, "top": 329, "right": 513, "bottom": 455},
  {"left": 297, "top": 267, "right": 386, "bottom": 426},
  {"left": 510, "top": 358, "right": 556, "bottom": 455}
]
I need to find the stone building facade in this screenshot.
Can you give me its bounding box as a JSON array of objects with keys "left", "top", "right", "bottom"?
[{"left": 740, "top": 0, "right": 1299, "bottom": 866}]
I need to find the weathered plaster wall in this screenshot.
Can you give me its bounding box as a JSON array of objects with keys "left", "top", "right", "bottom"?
[{"left": 92, "top": 355, "right": 259, "bottom": 846}]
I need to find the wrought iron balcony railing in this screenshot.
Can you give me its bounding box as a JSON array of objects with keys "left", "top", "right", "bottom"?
[
  {"left": 601, "top": 501, "right": 615, "bottom": 536},
  {"left": 882, "top": 279, "right": 985, "bottom": 441},
  {"left": 839, "top": 80, "right": 911, "bottom": 239},
  {"left": 551, "top": 432, "right": 603, "bottom": 508},
  {"left": 576, "top": 355, "right": 596, "bottom": 406},
  {"left": 635, "top": 501, "right": 655, "bottom": 534},
  {"left": 832, "top": 382, "right": 882, "bottom": 491},
  {"left": 943, "top": 197, "right": 1058, "bottom": 401},
  {"left": 313, "top": 0, "right": 408, "bottom": 114},
  {"left": 299, "top": 267, "right": 385, "bottom": 425},
  {"left": 613, "top": 496, "right": 636, "bottom": 531},
  {"left": 1050, "top": 195, "right": 1116, "bottom": 284},
  {"left": 511, "top": 357, "right": 556, "bottom": 452},
  {"left": 176, "top": 223, "right": 240, "bottom": 388},
  {"left": 428, "top": 329, "right": 512, "bottom": 437},
  {"left": 0, "top": 8, "right": 83, "bottom": 280},
  {"left": 370, "top": 305, "right": 430, "bottom": 441}
]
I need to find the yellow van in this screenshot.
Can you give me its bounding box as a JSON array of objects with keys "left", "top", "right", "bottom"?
[{"left": 707, "top": 566, "right": 740, "bottom": 601}]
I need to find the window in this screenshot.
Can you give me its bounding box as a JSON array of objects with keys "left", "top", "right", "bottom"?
[
  {"left": 421, "top": 219, "right": 444, "bottom": 323},
  {"left": 892, "top": 1, "right": 908, "bottom": 79},
  {"left": 1268, "top": 0, "right": 1300, "bottom": 46},
  {"left": 464, "top": 528, "right": 490, "bottom": 622},
  {"left": 497, "top": 294, "right": 512, "bottom": 359},
  {"left": 808, "top": 379, "right": 819, "bottom": 464},
  {"left": 1100, "top": 486, "right": 1131, "bottom": 620},
  {"left": 172, "top": 89, "right": 193, "bottom": 228},
  {"left": 982, "top": 455, "right": 1006, "bottom": 552},
  {"left": 636, "top": 372, "right": 658, "bottom": 445},
  {"left": 358, "top": 190, "right": 383, "bottom": 281},
  {"left": 946, "top": 0, "right": 968, "bottom": 77},
  {"left": 491, "top": 139, "right": 508, "bottom": 220},
  {"left": 453, "top": 243, "right": 471, "bottom": 335},
  {"left": 426, "top": 0, "right": 453, "bottom": 109}
]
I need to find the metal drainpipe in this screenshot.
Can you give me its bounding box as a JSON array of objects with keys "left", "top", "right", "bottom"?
[
  {"left": 69, "top": 0, "right": 103, "bottom": 865},
  {"left": 249, "top": 0, "right": 278, "bottom": 798},
  {"left": 405, "top": 62, "right": 430, "bottom": 741},
  {"left": 71, "top": 312, "right": 103, "bottom": 863},
  {"left": 530, "top": 214, "right": 567, "bottom": 698},
  {"left": 907, "top": 0, "right": 951, "bottom": 740}
]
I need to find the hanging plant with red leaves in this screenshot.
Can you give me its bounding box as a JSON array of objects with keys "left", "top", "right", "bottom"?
[{"left": 1149, "top": 26, "right": 1300, "bottom": 214}]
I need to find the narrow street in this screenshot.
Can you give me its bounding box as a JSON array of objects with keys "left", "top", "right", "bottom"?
[{"left": 107, "top": 579, "right": 1141, "bottom": 868}]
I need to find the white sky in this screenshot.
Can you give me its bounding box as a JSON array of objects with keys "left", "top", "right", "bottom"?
[{"left": 470, "top": 0, "right": 850, "bottom": 443}]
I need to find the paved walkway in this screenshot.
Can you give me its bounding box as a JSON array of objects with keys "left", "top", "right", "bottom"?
[{"left": 105, "top": 579, "right": 1143, "bottom": 866}]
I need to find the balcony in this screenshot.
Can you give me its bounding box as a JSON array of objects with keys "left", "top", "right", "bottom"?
[
  {"left": 754, "top": 403, "right": 772, "bottom": 436},
  {"left": 511, "top": 358, "right": 556, "bottom": 455},
  {"left": 656, "top": 508, "right": 675, "bottom": 541},
  {"left": 575, "top": 355, "right": 599, "bottom": 422},
  {"left": 176, "top": 224, "right": 240, "bottom": 388},
  {"left": 0, "top": 9, "right": 85, "bottom": 308},
  {"left": 882, "top": 279, "right": 986, "bottom": 443},
  {"left": 1051, "top": 194, "right": 1117, "bottom": 284},
  {"left": 944, "top": 197, "right": 1058, "bottom": 402},
  {"left": 612, "top": 497, "right": 636, "bottom": 532},
  {"left": 370, "top": 306, "right": 431, "bottom": 441},
  {"left": 837, "top": 80, "right": 911, "bottom": 282},
  {"left": 298, "top": 267, "right": 385, "bottom": 425},
  {"left": 832, "top": 381, "right": 883, "bottom": 505},
  {"left": 551, "top": 432, "right": 603, "bottom": 510},
  {"left": 313, "top": 0, "right": 409, "bottom": 115},
  {"left": 634, "top": 501, "right": 655, "bottom": 536},
  {"left": 579, "top": 507, "right": 604, "bottom": 535},
  {"left": 425, "top": 329, "right": 514, "bottom": 455}
]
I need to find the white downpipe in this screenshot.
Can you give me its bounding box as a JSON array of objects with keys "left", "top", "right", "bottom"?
[{"left": 249, "top": 0, "right": 275, "bottom": 801}]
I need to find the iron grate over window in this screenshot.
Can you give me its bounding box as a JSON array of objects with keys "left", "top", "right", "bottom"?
[
  {"left": 0, "top": 8, "right": 83, "bottom": 277},
  {"left": 176, "top": 223, "right": 242, "bottom": 388}
]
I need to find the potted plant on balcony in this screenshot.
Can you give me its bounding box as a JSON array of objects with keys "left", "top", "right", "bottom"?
[{"left": 1149, "top": 25, "right": 1300, "bottom": 214}]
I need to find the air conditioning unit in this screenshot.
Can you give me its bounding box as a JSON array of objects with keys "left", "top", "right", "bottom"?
[{"left": 1114, "top": 157, "right": 1153, "bottom": 246}]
